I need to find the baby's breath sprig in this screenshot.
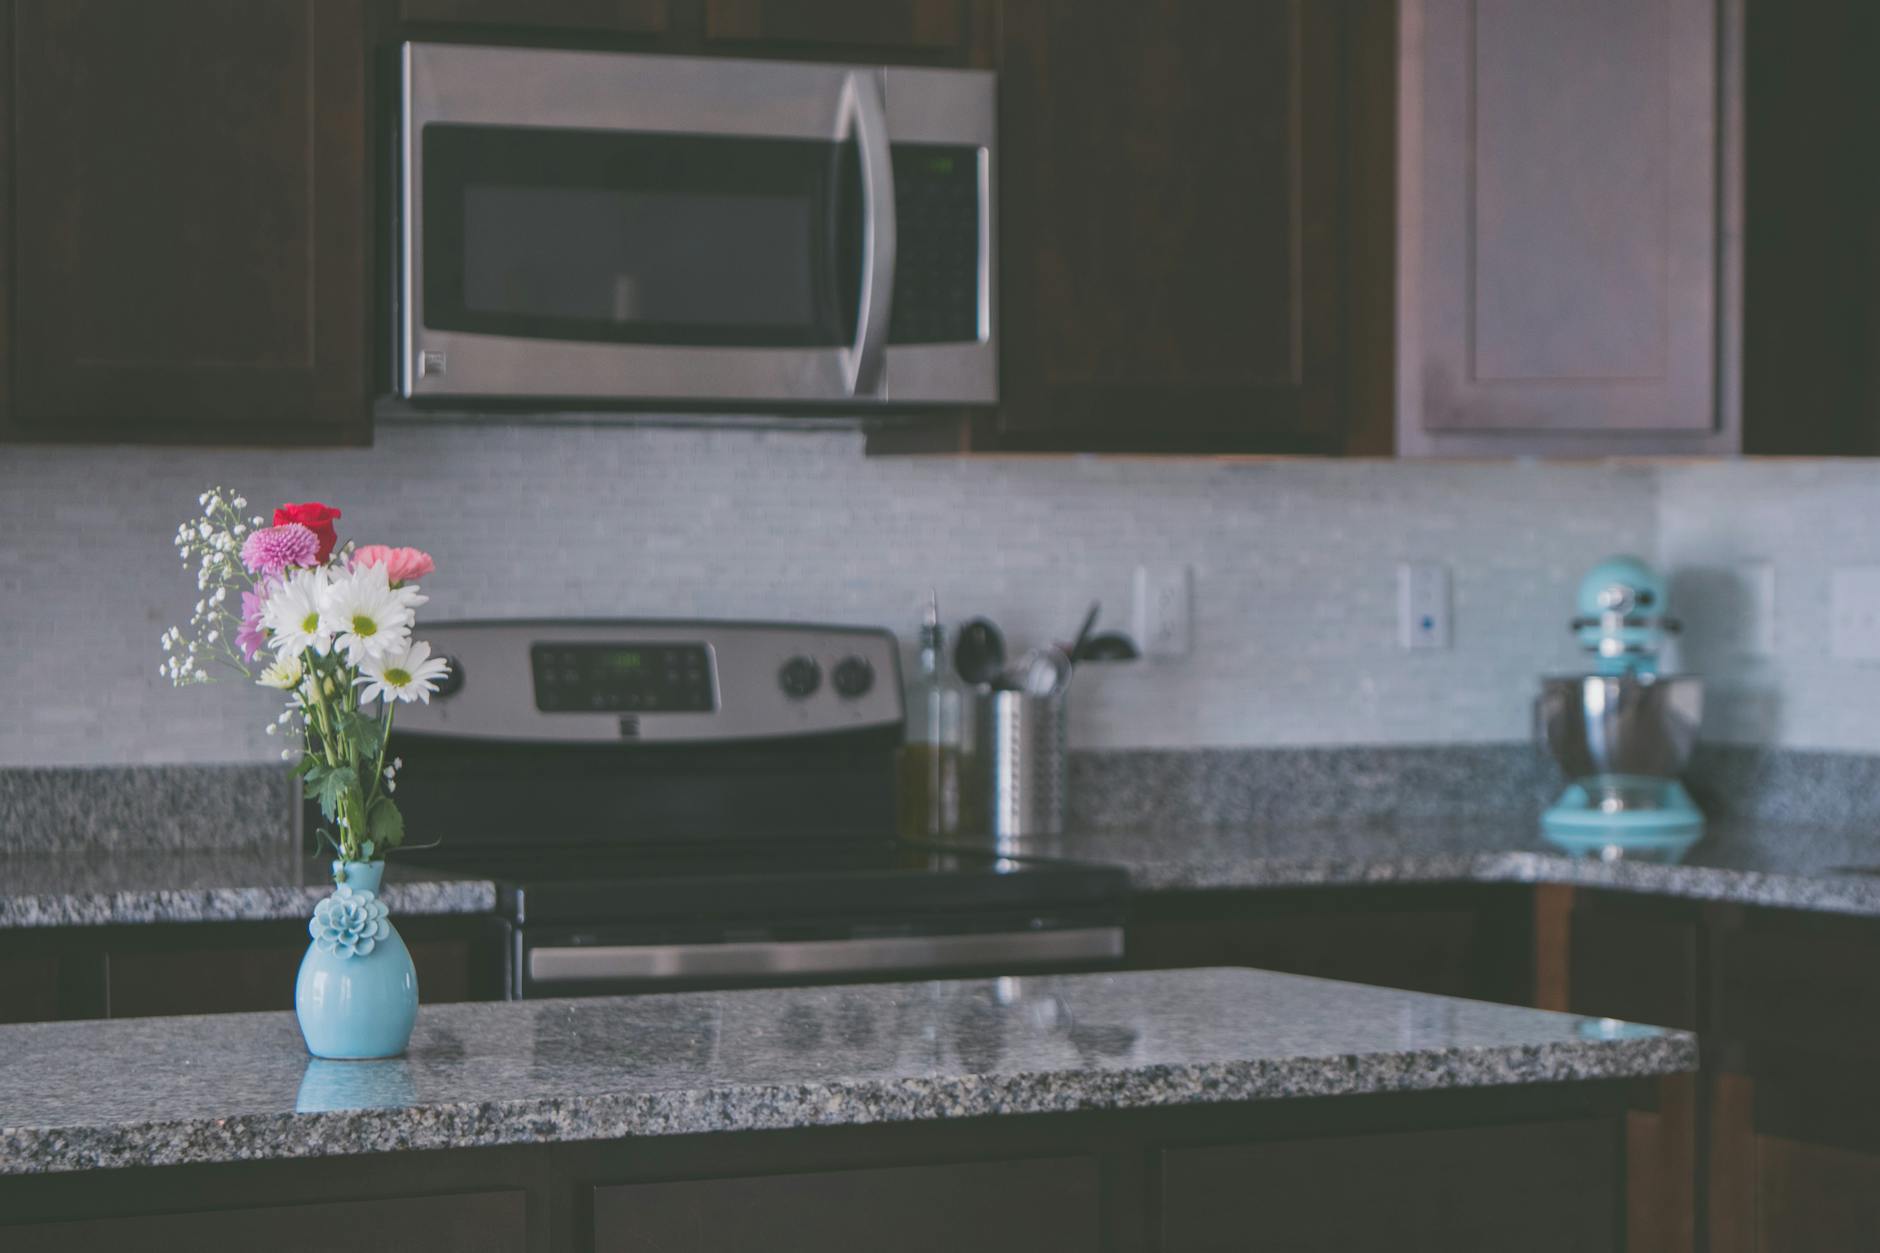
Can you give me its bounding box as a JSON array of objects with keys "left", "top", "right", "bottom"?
[{"left": 161, "top": 486, "right": 260, "bottom": 684}]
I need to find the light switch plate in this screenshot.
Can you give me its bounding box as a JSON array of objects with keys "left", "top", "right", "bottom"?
[
  {"left": 1133, "top": 564, "right": 1193, "bottom": 659},
  {"left": 1830, "top": 566, "right": 1880, "bottom": 660},
  {"left": 1397, "top": 562, "right": 1452, "bottom": 650}
]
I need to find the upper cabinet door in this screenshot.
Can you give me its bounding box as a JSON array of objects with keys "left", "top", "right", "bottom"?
[
  {"left": 996, "top": 0, "right": 1346, "bottom": 453},
  {"left": 1396, "top": 0, "right": 1742, "bottom": 456},
  {"left": 705, "top": 0, "right": 969, "bottom": 54},
  {"left": 397, "top": 0, "right": 671, "bottom": 35},
  {"left": 7, "top": 0, "right": 370, "bottom": 445}
]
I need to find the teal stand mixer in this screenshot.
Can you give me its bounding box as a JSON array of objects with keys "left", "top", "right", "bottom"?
[{"left": 1539, "top": 556, "right": 1705, "bottom": 862}]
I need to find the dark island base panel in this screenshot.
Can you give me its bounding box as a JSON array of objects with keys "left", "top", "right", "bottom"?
[{"left": 0, "top": 1084, "right": 1633, "bottom": 1253}]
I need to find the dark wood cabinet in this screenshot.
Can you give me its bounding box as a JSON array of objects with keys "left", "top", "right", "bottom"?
[
  {"left": 7, "top": 1189, "right": 527, "bottom": 1253},
  {"left": 0, "top": 916, "right": 502, "bottom": 1021},
  {"left": 992, "top": 0, "right": 1348, "bottom": 453},
  {"left": 1557, "top": 891, "right": 1702, "bottom": 1253},
  {"left": 1706, "top": 908, "right": 1880, "bottom": 1253},
  {"left": 1393, "top": 0, "right": 1740, "bottom": 457},
  {"left": 3, "top": 0, "right": 372, "bottom": 445},
  {"left": 1548, "top": 891, "right": 1880, "bottom": 1253},
  {"left": 705, "top": 0, "right": 971, "bottom": 55},
  {"left": 1125, "top": 886, "right": 1534, "bottom": 1005},
  {"left": 592, "top": 1156, "right": 1099, "bottom": 1252},
  {"left": 398, "top": 0, "right": 671, "bottom": 34},
  {"left": 1160, "top": 1119, "right": 1620, "bottom": 1252}
]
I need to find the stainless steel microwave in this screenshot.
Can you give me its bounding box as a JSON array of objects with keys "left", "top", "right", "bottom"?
[{"left": 397, "top": 42, "right": 996, "bottom": 408}]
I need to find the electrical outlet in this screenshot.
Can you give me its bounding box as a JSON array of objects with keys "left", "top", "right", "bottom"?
[
  {"left": 1830, "top": 566, "right": 1880, "bottom": 660},
  {"left": 1740, "top": 561, "right": 1776, "bottom": 658},
  {"left": 1133, "top": 564, "right": 1193, "bottom": 658},
  {"left": 1397, "top": 562, "right": 1452, "bottom": 650}
]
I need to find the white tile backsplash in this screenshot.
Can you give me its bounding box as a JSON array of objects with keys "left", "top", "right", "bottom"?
[
  {"left": 1659, "top": 460, "right": 1880, "bottom": 750},
  {"left": 1, "top": 422, "right": 1659, "bottom": 765}
]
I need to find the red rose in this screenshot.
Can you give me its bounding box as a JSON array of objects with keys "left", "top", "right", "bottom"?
[{"left": 273, "top": 502, "right": 342, "bottom": 563}]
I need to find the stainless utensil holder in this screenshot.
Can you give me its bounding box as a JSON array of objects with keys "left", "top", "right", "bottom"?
[{"left": 973, "top": 690, "right": 1068, "bottom": 844}]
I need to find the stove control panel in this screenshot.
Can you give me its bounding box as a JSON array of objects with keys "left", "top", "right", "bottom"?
[
  {"left": 532, "top": 642, "right": 714, "bottom": 713},
  {"left": 395, "top": 620, "right": 903, "bottom": 743}
]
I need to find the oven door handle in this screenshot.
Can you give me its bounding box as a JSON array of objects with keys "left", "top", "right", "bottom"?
[
  {"left": 527, "top": 928, "right": 1123, "bottom": 984},
  {"left": 840, "top": 69, "right": 896, "bottom": 397}
]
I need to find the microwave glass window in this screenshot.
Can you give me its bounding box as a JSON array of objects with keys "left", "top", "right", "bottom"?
[
  {"left": 461, "top": 185, "right": 815, "bottom": 328},
  {"left": 423, "top": 125, "right": 861, "bottom": 348}
]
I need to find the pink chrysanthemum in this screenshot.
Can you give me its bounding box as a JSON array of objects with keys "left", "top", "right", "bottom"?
[
  {"left": 235, "top": 586, "right": 270, "bottom": 660},
  {"left": 240, "top": 523, "right": 320, "bottom": 577}
]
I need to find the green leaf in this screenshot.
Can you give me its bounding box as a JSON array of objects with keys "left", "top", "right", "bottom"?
[
  {"left": 337, "top": 710, "right": 387, "bottom": 762},
  {"left": 367, "top": 796, "right": 406, "bottom": 852},
  {"left": 289, "top": 754, "right": 318, "bottom": 780},
  {"left": 315, "top": 765, "right": 358, "bottom": 824}
]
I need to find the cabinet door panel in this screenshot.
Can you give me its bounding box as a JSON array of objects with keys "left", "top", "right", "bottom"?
[
  {"left": 706, "top": 0, "right": 962, "bottom": 51},
  {"left": 998, "top": 0, "right": 1344, "bottom": 452},
  {"left": 398, "top": 0, "right": 670, "bottom": 34},
  {"left": 1717, "top": 916, "right": 1880, "bottom": 1060},
  {"left": 1161, "top": 1119, "right": 1619, "bottom": 1251},
  {"left": 10, "top": 0, "right": 368, "bottom": 443},
  {"left": 593, "top": 1156, "right": 1098, "bottom": 1252},
  {"left": 1398, "top": 0, "right": 1737, "bottom": 454},
  {"left": 4, "top": 1190, "right": 527, "bottom": 1253}
]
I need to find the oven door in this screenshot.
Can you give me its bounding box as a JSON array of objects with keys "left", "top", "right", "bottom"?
[{"left": 399, "top": 44, "right": 990, "bottom": 406}]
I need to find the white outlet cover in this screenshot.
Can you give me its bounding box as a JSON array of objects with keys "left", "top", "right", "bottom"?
[
  {"left": 1132, "top": 564, "right": 1193, "bottom": 659},
  {"left": 1397, "top": 562, "right": 1452, "bottom": 650},
  {"left": 1830, "top": 566, "right": 1880, "bottom": 661},
  {"left": 1740, "top": 561, "right": 1776, "bottom": 658}
]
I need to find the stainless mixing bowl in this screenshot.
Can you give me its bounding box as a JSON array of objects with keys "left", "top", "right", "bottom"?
[{"left": 1538, "top": 674, "right": 1703, "bottom": 782}]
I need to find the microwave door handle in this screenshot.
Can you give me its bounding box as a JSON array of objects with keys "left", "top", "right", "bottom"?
[{"left": 840, "top": 70, "right": 896, "bottom": 396}]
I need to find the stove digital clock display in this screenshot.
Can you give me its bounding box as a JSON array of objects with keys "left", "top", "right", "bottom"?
[{"left": 531, "top": 642, "right": 714, "bottom": 714}]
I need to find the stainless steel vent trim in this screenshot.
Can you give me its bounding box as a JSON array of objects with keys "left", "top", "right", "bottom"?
[{"left": 527, "top": 927, "right": 1125, "bottom": 983}]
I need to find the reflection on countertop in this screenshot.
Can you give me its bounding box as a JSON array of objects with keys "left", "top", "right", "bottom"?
[{"left": 0, "top": 966, "right": 1694, "bottom": 1176}]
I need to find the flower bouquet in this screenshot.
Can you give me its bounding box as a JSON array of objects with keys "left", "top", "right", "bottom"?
[
  {"left": 164, "top": 487, "right": 443, "bottom": 1057},
  {"left": 163, "top": 488, "right": 448, "bottom": 874}
]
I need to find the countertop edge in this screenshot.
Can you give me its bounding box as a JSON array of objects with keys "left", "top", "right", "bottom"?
[{"left": 0, "top": 1034, "right": 1696, "bottom": 1177}]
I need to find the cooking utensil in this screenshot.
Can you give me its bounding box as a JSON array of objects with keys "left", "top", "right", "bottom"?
[
  {"left": 1077, "top": 633, "right": 1139, "bottom": 663},
  {"left": 1011, "top": 646, "right": 1073, "bottom": 698},
  {"left": 1067, "top": 602, "right": 1101, "bottom": 666},
  {"left": 953, "top": 617, "right": 1006, "bottom": 687}
]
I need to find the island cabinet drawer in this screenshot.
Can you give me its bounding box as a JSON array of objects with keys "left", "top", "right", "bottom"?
[
  {"left": 4, "top": 1188, "right": 527, "bottom": 1252},
  {"left": 1158, "top": 1119, "right": 1620, "bottom": 1252},
  {"left": 590, "top": 1156, "right": 1098, "bottom": 1252}
]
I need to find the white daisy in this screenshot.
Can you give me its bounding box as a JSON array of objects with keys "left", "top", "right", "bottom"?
[
  {"left": 319, "top": 563, "right": 427, "bottom": 666},
  {"left": 257, "top": 654, "right": 304, "bottom": 691},
  {"left": 356, "top": 640, "right": 451, "bottom": 705},
  {"left": 261, "top": 567, "right": 332, "bottom": 657}
]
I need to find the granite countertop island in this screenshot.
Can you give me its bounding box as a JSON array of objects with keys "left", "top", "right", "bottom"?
[{"left": 0, "top": 966, "right": 1692, "bottom": 1176}]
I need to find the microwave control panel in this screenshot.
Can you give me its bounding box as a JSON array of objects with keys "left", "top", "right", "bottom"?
[{"left": 889, "top": 143, "right": 983, "bottom": 345}]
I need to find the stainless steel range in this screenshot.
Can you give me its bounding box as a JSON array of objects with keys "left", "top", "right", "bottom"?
[{"left": 338, "top": 620, "right": 1125, "bottom": 998}]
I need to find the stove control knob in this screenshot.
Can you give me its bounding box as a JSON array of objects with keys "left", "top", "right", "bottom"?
[
  {"left": 433, "top": 656, "right": 465, "bottom": 699},
  {"left": 832, "top": 655, "right": 875, "bottom": 700},
  {"left": 778, "top": 655, "right": 821, "bottom": 700}
]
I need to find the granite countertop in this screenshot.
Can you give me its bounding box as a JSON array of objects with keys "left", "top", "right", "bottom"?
[
  {"left": 0, "top": 849, "right": 495, "bottom": 928},
  {"left": 6, "top": 818, "right": 1880, "bottom": 929},
  {"left": 0, "top": 966, "right": 1693, "bottom": 1175},
  {"left": 957, "top": 818, "right": 1880, "bottom": 916}
]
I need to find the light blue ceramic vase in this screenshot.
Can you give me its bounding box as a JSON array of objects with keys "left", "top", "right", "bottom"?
[{"left": 295, "top": 859, "right": 419, "bottom": 1060}]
